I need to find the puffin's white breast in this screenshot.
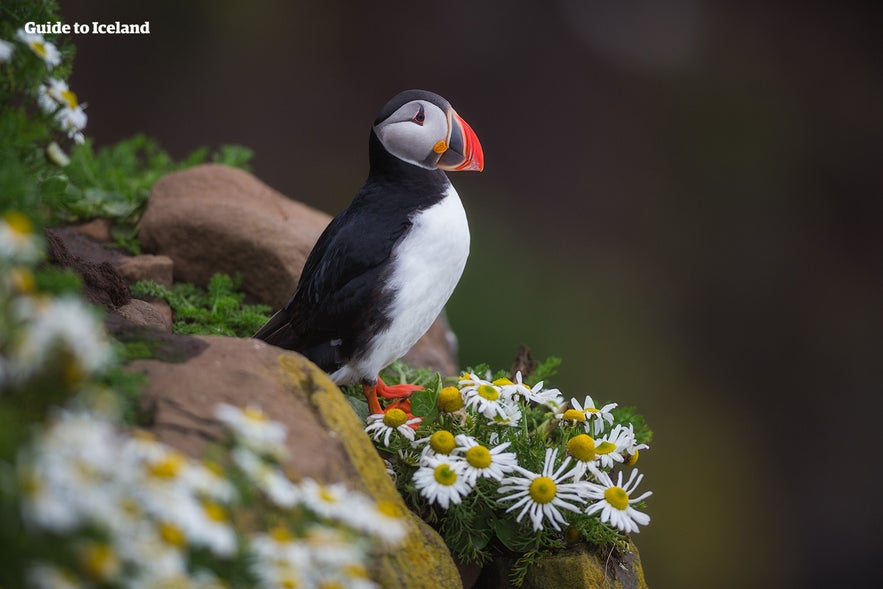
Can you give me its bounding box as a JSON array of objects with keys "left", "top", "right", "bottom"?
[{"left": 344, "top": 184, "right": 469, "bottom": 381}]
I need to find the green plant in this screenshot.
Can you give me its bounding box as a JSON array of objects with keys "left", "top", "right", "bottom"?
[
  {"left": 348, "top": 358, "right": 653, "bottom": 586},
  {"left": 131, "top": 274, "right": 271, "bottom": 337}
]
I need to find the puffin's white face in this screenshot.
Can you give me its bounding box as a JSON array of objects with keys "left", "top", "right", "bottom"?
[{"left": 374, "top": 99, "right": 450, "bottom": 170}]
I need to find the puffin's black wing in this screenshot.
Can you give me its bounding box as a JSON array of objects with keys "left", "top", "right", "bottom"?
[{"left": 253, "top": 183, "right": 413, "bottom": 374}]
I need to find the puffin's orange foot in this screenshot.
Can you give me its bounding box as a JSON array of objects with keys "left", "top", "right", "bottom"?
[
  {"left": 363, "top": 378, "right": 423, "bottom": 416},
  {"left": 376, "top": 377, "right": 423, "bottom": 399}
]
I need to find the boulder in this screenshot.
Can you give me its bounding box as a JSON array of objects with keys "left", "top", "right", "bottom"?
[
  {"left": 138, "top": 164, "right": 330, "bottom": 309},
  {"left": 115, "top": 254, "right": 174, "bottom": 288},
  {"left": 113, "top": 299, "right": 173, "bottom": 332},
  {"left": 125, "top": 333, "right": 462, "bottom": 589}
]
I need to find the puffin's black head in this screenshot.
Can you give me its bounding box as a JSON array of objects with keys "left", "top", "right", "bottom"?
[{"left": 372, "top": 89, "right": 484, "bottom": 172}]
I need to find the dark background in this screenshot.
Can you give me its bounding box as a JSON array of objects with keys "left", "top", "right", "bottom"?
[{"left": 60, "top": 1, "right": 882, "bottom": 587}]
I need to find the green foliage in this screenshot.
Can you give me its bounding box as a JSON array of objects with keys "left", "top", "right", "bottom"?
[
  {"left": 131, "top": 274, "right": 271, "bottom": 337},
  {"left": 352, "top": 358, "right": 653, "bottom": 585}
]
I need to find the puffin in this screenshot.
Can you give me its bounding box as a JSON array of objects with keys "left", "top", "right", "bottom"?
[{"left": 254, "top": 89, "right": 484, "bottom": 415}]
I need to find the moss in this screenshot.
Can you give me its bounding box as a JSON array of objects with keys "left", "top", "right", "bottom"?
[{"left": 276, "top": 354, "right": 463, "bottom": 589}]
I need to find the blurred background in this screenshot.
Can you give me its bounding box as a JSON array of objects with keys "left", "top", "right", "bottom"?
[{"left": 60, "top": 1, "right": 882, "bottom": 587}]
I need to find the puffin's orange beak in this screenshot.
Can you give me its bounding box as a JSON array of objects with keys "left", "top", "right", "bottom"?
[{"left": 437, "top": 109, "right": 484, "bottom": 172}]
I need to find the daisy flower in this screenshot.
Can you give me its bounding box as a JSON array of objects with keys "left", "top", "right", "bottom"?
[
  {"left": 413, "top": 455, "right": 471, "bottom": 509},
  {"left": 364, "top": 406, "right": 420, "bottom": 447},
  {"left": 343, "top": 497, "right": 408, "bottom": 545},
  {"left": 414, "top": 429, "right": 458, "bottom": 462},
  {"left": 487, "top": 399, "right": 523, "bottom": 427},
  {"left": 0, "top": 211, "right": 41, "bottom": 264},
  {"left": 0, "top": 39, "right": 14, "bottom": 63},
  {"left": 620, "top": 423, "right": 650, "bottom": 465},
  {"left": 460, "top": 372, "right": 512, "bottom": 420},
  {"left": 498, "top": 371, "right": 565, "bottom": 411},
  {"left": 565, "top": 434, "right": 603, "bottom": 481},
  {"left": 16, "top": 29, "right": 61, "bottom": 68},
  {"left": 572, "top": 395, "right": 618, "bottom": 436},
  {"left": 230, "top": 447, "right": 299, "bottom": 507},
  {"left": 436, "top": 385, "right": 465, "bottom": 413},
  {"left": 497, "top": 448, "right": 588, "bottom": 532},
  {"left": 299, "top": 478, "right": 361, "bottom": 524},
  {"left": 215, "top": 403, "right": 288, "bottom": 458},
  {"left": 592, "top": 427, "right": 627, "bottom": 469},
  {"left": 584, "top": 469, "right": 652, "bottom": 534},
  {"left": 453, "top": 435, "right": 519, "bottom": 485}
]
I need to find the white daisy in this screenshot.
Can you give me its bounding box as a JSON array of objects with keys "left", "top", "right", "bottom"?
[
  {"left": 0, "top": 39, "right": 14, "bottom": 63},
  {"left": 215, "top": 403, "right": 288, "bottom": 458},
  {"left": 0, "top": 211, "right": 41, "bottom": 264},
  {"left": 55, "top": 102, "right": 87, "bottom": 143},
  {"left": 461, "top": 373, "right": 512, "bottom": 420},
  {"left": 230, "top": 447, "right": 299, "bottom": 507},
  {"left": 343, "top": 496, "right": 408, "bottom": 545},
  {"left": 584, "top": 469, "right": 652, "bottom": 534},
  {"left": 497, "top": 448, "right": 587, "bottom": 532},
  {"left": 16, "top": 29, "right": 61, "bottom": 68},
  {"left": 26, "top": 563, "right": 82, "bottom": 589},
  {"left": 573, "top": 395, "right": 618, "bottom": 436},
  {"left": 564, "top": 434, "right": 603, "bottom": 481},
  {"left": 486, "top": 397, "right": 523, "bottom": 427},
  {"left": 249, "top": 527, "right": 312, "bottom": 589},
  {"left": 453, "top": 435, "right": 519, "bottom": 485},
  {"left": 364, "top": 406, "right": 420, "bottom": 447},
  {"left": 498, "top": 371, "right": 565, "bottom": 411},
  {"left": 620, "top": 423, "right": 650, "bottom": 464},
  {"left": 413, "top": 455, "right": 472, "bottom": 509},
  {"left": 414, "top": 428, "right": 458, "bottom": 463}
]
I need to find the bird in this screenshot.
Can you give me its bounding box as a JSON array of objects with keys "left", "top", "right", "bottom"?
[{"left": 254, "top": 89, "right": 483, "bottom": 415}]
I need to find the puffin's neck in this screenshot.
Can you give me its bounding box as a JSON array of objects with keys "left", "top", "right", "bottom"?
[{"left": 367, "top": 130, "right": 450, "bottom": 189}]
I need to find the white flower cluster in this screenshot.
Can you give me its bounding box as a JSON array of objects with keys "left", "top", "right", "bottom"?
[
  {"left": 369, "top": 370, "right": 653, "bottom": 536},
  {"left": 18, "top": 404, "right": 406, "bottom": 588},
  {"left": 1, "top": 27, "right": 87, "bottom": 146},
  {"left": 1, "top": 213, "right": 113, "bottom": 392}
]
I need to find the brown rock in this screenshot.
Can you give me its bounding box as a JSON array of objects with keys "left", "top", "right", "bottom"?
[
  {"left": 115, "top": 254, "right": 174, "bottom": 288},
  {"left": 74, "top": 218, "right": 113, "bottom": 242},
  {"left": 112, "top": 299, "right": 173, "bottom": 332},
  {"left": 138, "top": 164, "right": 330, "bottom": 309},
  {"left": 45, "top": 227, "right": 130, "bottom": 308},
  {"left": 126, "top": 334, "right": 463, "bottom": 589}
]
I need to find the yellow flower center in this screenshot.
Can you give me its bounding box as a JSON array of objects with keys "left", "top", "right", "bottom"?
[
  {"left": 493, "top": 378, "right": 514, "bottom": 386},
  {"left": 61, "top": 89, "right": 78, "bottom": 109},
  {"left": 595, "top": 441, "right": 617, "bottom": 455},
  {"left": 433, "top": 463, "right": 458, "bottom": 486},
  {"left": 604, "top": 486, "right": 630, "bottom": 510},
  {"left": 477, "top": 384, "right": 499, "bottom": 401},
  {"left": 158, "top": 522, "right": 186, "bottom": 547},
  {"left": 626, "top": 450, "right": 640, "bottom": 465},
  {"left": 4, "top": 211, "right": 34, "bottom": 238},
  {"left": 243, "top": 405, "right": 268, "bottom": 422},
  {"left": 318, "top": 486, "right": 339, "bottom": 504},
  {"left": 79, "top": 542, "right": 118, "bottom": 581},
  {"left": 9, "top": 267, "right": 35, "bottom": 293},
  {"left": 429, "top": 430, "right": 456, "bottom": 454},
  {"left": 562, "top": 409, "right": 586, "bottom": 422},
  {"left": 270, "top": 526, "right": 293, "bottom": 543},
  {"left": 319, "top": 582, "right": 345, "bottom": 589},
  {"left": 148, "top": 452, "right": 186, "bottom": 479},
  {"left": 566, "top": 434, "right": 596, "bottom": 462},
  {"left": 383, "top": 408, "right": 408, "bottom": 428},
  {"left": 203, "top": 501, "right": 227, "bottom": 522},
  {"left": 529, "top": 476, "right": 557, "bottom": 504},
  {"left": 280, "top": 576, "right": 300, "bottom": 589},
  {"left": 344, "top": 564, "right": 369, "bottom": 578},
  {"left": 437, "top": 386, "right": 464, "bottom": 412},
  {"left": 376, "top": 500, "right": 401, "bottom": 518},
  {"left": 465, "top": 445, "right": 492, "bottom": 469},
  {"left": 31, "top": 41, "right": 47, "bottom": 59}
]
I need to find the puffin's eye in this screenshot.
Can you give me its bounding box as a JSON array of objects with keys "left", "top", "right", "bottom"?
[{"left": 411, "top": 105, "right": 425, "bottom": 126}]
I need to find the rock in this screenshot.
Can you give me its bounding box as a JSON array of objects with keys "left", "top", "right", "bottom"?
[
  {"left": 112, "top": 299, "right": 173, "bottom": 332},
  {"left": 73, "top": 217, "right": 113, "bottom": 242},
  {"left": 475, "top": 542, "right": 648, "bottom": 589},
  {"left": 45, "top": 227, "right": 130, "bottom": 308},
  {"left": 126, "top": 334, "right": 463, "bottom": 589},
  {"left": 115, "top": 254, "right": 174, "bottom": 288},
  {"left": 139, "top": 164, "right": 330, "bottom": 309}
]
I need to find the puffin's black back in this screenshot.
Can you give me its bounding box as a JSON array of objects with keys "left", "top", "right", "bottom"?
[{"left": 253, "top": 118, "right": 451, "bottom": 376}]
